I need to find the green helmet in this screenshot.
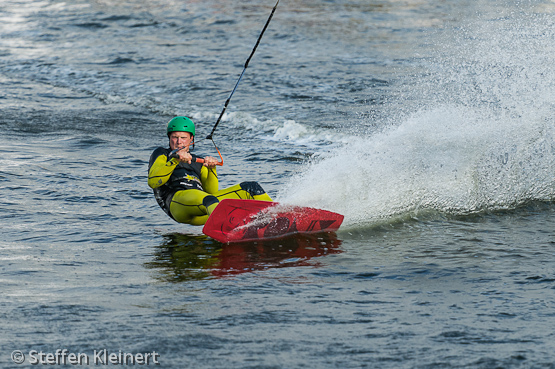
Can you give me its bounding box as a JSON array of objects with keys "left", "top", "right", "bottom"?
[{"left": 167, "top": 116, "right": 195, "bottom": 137}]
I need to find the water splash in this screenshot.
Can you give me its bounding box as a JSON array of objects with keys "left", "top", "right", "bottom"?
[{"left": 279, "top": 10, "right": 555, "bottom": 228}]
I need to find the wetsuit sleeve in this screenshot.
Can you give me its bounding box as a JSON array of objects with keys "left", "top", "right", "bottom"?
[
  {"left": 148, "top": 150, "right": 180, "bottom": 189},
  {"left": 200, "top": 166, "right": 218, "bottom": 194}
]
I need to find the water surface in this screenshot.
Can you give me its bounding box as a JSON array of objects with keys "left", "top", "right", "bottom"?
[{"left": 2, "top": 0, "right": 555, "bottom": 367}]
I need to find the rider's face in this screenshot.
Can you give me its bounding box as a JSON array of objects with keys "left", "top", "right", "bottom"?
[{"left": 169, "top": 131, "right": 193, "bottom": 150}]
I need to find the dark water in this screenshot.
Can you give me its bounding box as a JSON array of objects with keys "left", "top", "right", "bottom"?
[{"left": 2, "top": 0, "right": 555, "bottom": 368}]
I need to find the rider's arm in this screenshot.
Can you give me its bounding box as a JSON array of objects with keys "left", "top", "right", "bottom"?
[
  {"left": 200, "top": 166, "right": 218, "bottom": 194},
  {"left": 148, "top": 151, "right": 179, "bottom": 189}
]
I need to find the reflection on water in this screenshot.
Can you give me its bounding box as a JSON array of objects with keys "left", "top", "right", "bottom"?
[{"left": 145, "top": 232, "right": 342, "bottom": 281}]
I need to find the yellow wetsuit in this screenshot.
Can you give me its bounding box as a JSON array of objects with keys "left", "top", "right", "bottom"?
[{"left": 148, "top": 147, "right": 272, "bottom": 225}]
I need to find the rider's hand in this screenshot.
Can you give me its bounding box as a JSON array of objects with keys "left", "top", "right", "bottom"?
[
  {"left": 175, "top": 149, "right": 192, "bottom": 164},
  {"left": 202, "top": 156, "right": 218, "bottom": 168}
]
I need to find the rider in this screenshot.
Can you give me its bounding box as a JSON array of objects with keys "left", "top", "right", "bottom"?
[{"left": 148, "top": 116, "right": 273, "bottom": 225}]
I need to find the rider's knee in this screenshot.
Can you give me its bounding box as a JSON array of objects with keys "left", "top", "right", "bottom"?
[{"left": 239, "top": 181, "right": 266, "bottom": 196}]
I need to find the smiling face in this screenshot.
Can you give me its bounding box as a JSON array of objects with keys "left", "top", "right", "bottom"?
[{"left": 169, "top": 131, "right": 193, "bottom": 151}]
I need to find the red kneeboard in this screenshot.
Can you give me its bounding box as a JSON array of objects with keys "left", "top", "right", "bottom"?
[{"left": 202, "top": 199, "right": 344, "bottom": 243}]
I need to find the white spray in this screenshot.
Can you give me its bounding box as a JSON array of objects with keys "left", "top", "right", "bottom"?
[{"left": 278, "top": 11, "right": 555, "bottom": 228}]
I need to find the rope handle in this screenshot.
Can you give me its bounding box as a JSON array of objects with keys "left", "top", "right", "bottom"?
[
  {"left": 195, "top": 157, "right": 223, "bottom": 166},
  {"left": 169, "top": 138, "right": 224, "bottom": 166},
  {"left": 195, "top": 139, "right": 224, "bottom": 166}
]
